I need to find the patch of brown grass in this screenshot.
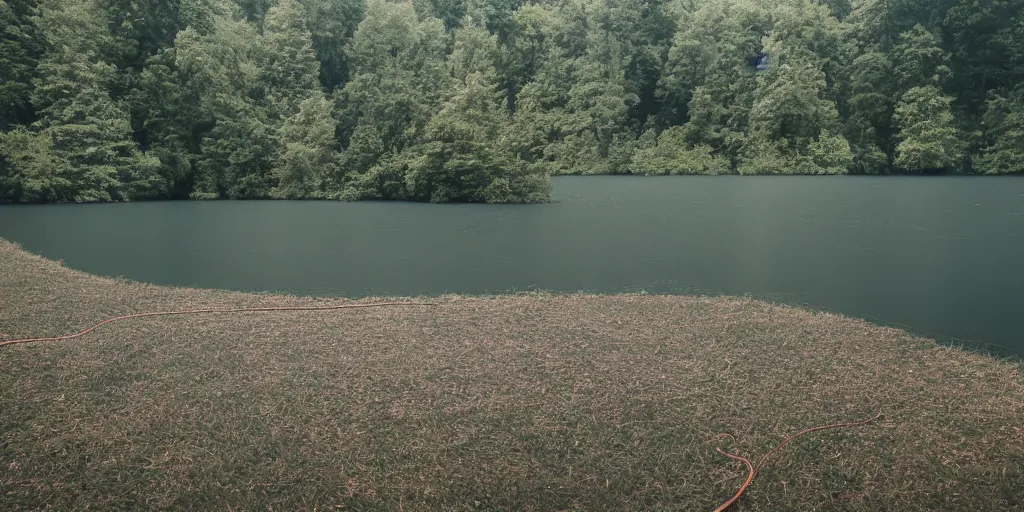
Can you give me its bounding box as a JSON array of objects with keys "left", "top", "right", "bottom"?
[{"left": 1, "top": 239, "right": 1022, "bottom": 510}]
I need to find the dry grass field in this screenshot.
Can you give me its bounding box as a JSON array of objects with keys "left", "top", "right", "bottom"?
[{"left": 1, "top": 239, "right": 1022, "bottom": 510}]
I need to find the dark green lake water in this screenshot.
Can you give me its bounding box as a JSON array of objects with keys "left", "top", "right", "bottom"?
[{"left": 2, "top": 176, "right": 1022, "bottom": 356}]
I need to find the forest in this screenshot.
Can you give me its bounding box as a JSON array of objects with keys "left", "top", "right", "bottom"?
[{"left": 1, "top": 0, "right": 1023, "bottom": 203}]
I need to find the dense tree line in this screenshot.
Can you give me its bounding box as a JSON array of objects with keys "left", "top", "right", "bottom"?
[{"left": 1, "top": 0, "right": 1022, "bottom": 203}]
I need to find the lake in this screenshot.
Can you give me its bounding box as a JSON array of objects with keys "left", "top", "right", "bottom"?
[{"left": 1, "top": 176, "right": 1022, "bottom": 356}]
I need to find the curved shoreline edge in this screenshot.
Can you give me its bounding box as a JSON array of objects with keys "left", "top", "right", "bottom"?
[{"left": 1, "top": 238, "right": 1022, "bottom": 510}]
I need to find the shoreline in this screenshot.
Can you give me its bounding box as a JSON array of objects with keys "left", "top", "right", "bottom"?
[
  {"left": 2, "top": 174, "right": 1023, "bottom": 206},
  {"left": 2, "top": 239, "right": 1022, "bottom": 510}
]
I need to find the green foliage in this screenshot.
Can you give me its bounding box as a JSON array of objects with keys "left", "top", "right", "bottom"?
[
  {"left": 499, "top": 2, "right": 585, "bottom": 113},
  {"left": 657, "top": 0, "right": 766, "bottom": 129},
  {"left": 769, "top": 0, "right": 849, "bottom": 101},
  {"left": 448, "top": 18, "right": 498, "bottom": 83},
  {"left": 99, "top": 0, "right": 188, "bottom": 73},
  {"left": 630, "top": 126, "right": 731, "bottom": 175},
  {"left": 30, "top": 0, "right": 159, "bottom": 202},
  {"left": 261, "top": 0, "right": 322, "bottom": 119},
  {"left": 261, "top": 0, "right": 338, "bottom": 199},
  {"left": 976, "top": 88, "right": 1024, "bottom": 174},
  {"left": 893, "top": 85, "right": 962, "bottom": 172},
  {"left": 738, "top": 129, "right": 852, "bottom": 175},
  {"left": 0, "top": 126, "right": 63, "bottom": 201},
  {"left": 415, "top": 0, "right": 466, "bottom": 31},
  {"left": 130, "top": 49, "right": 200, "bottom": 198},
  {"left": 403, "top": 72, "right": 547, "bottom": 203},
  {"left": 508, "top": 5, "right": 640, "bottom": 176},
  {"left": 3, "top": 0, "right": 1023, "bottom": 203},
  {"left": 809, "top": 130, "right": 855, "bottom": 174},
  {"left": 344, "top": 13, "right": 547, "bottom": 203},
  {"left": 0, "top": 0, "right": 43, "bottom": 128},
  {"left": 741, "top": 61, "right": 851, "bottom": 174},
  {"left": 273, "top": 95, "right": 339, "bottom": 198},
  {"left": 174, "top": 14, "right": 270, "bottom": 199},
  {"left": 846, "top": 51, "right": 895, "bottom": 173},
  {"left": 999, "top": 17, "right": 1024, "bottom": 85},
  {"left": 892, "top": 24, "right": 951, "bottom": 91},
  {"left": 345, "top": 0, "right": 448, "bottom": 79},
  {"left": 942, "top": 0, "right": 1024, "bottom": 113},
  {"left": 336, "top": 0, "right": 451, "bottom": 197},
  {"left": 233, "top": 0, "right": 272, "bottom": 24},
  {"left": 464, "top": 0, "right": 523, "bottom": 38},
  {"left": 747, "top": 63, "right": 840, "bottom": 142},
  {"left": 302, "top": 0, "right": 363, "bottom": 90},
  {"left": 848, "top": 0, "right": 956, "bottom": 46}
]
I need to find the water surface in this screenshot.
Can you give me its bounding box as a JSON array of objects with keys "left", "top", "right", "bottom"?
[{"left": 1, "top": 176, "right": 1022, "bottom": 355}]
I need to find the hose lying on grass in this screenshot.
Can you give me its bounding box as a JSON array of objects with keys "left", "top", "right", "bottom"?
[
  {"left": 1, "top": 300, "right": 882, "bottom": 512},
  {"left": 0, "top": 302, "right": 435, "bottom": 348},
  {"left": 712, "top": 410, "right": 883, "bottom": 511}
]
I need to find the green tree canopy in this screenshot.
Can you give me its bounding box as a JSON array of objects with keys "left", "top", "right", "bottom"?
[
  {"left": 975, "top": 86, "right": 1024, "bottom": 174},
  {"left": 893, "top": 85, "right": 962, "bottom": 172},
  {"left": 0, "top": 0, "right": 42, "bottom": 129},
  {"left": 3, "top": 0, "right": 1024, "bottom": 203},
  {"left": 29, "top": 0, "right": 159, "bottom": 202}
]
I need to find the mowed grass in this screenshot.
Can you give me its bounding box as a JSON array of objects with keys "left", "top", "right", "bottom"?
[{"left": 1, "top": 240, "right": 1022, "bottom": 511}]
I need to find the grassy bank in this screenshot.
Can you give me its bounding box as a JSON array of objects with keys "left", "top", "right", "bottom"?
[{"left": 1, "top": 240, "right": 1022, "bottom": 511}]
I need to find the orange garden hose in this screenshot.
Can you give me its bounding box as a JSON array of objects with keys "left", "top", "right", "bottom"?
[
  {"left": 0, "top": 302, "right": 435, "bottom": 348},
  {"left": 712, "top": 410, "right": 883, "bottom": 511}
]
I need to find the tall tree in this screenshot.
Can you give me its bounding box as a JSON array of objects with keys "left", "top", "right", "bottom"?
[
  {"left": 845, "top": 51, "right": 895, "bottom": 173},
  {"left": 30, "top": 0, "right": 160, "bottom": 202},
  {"left": 503, "top": 41, "right": 575, "bottom": 177},
  {"left": 589, "top": 0, "right": 675, "bottom": 128},
  {"left": 129, "top": 49, "right": 202, "bottom": 198},
  {"left": 98, "top": 0, "right": 188, "bottom": 74},
  {"left": 975, "top": 87, "right": 1024, "bottom": 174},
  {"left": 891, "top": 24, "right": 952, "bottom": 92},
  {"left": 769, "top": 0, "right": 850, "bottom": 102},
  {"left": 406, "top": 21, "right": 548, "bottom": 202},
  {"left": 890, "top": 24, "right": 962, "bottom": 172},
  {"left": 448, "top": 16, "right": 498, "bottom": 83},
  {"left": 657, "top": 0, "right": 767, "bottom": 129},
  {"left": 174, "top": 13, "right": 273, "bottom": 198},
  {"left": 337, "top": 0, "right": 450, "bottom": 198},
  {"left": 500, "top": 2, "right": 587, "bottom": 114},
  {"left": 403, "top": 72, "right": 547, "bottom": 202},
  {"left": 261, "top": 0, "right": 337, "bottom": 198},
  {"left": 942, "top": 0, "right": 1024, "bottom": 115},
  {"left": 848, "top": 0, "right": 959, "bottom": 47},
  {"left": 273, "top": 95, "right": 339, "bottom": 197},
  {"left": 261, "top": 0, "right": 322, "bottom": 118},
  {"left": 893, "top": 85, "right": 962, "bottom": 172},
  {"left": 549, "top": 25, "right": 638, "bottom": 174},
  {"left": 464, "top": 0, "right": 523, "bottom": 40},
  {"left": 232, "top": 0, "right": 271, "bottom": 24},
  {"left": 0, "top": 0, "right": 43, "bottom": 129},
  {"left": 741, "top": 61, "right": 852, "bottom": 175}
]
